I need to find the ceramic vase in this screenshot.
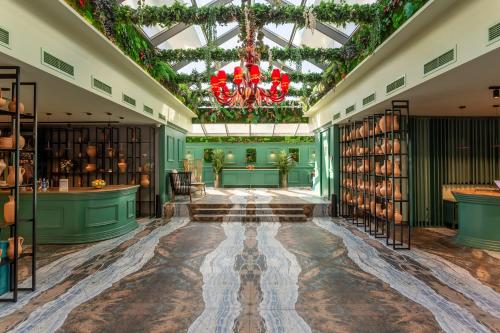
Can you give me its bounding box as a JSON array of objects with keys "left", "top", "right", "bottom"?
[
  {"left": 140, "top": 174, "right": 150, "bottom": 188},
  {"left": 379, "top": 115, "right": 392, "bottom": 133},
  {"left": 8, "top": 97, "right": 24, "bottom": 114},
  {"left": 394, "top": 160, "right": 401, "bottom": 177},
  {"left": 376, "top": 183, "right": 381, "bottom": 196},
  {"left": 346, "top": 192, "right": 352, "bottom": 203},
  {"left": 86, "top": 145, "right": 97, "bottom": 158},
  {"left": 7, "top": 166, "right": 25, "bottom": 186},
  {"left": 394, "top": 208, "right": 403, "bottom": 224},
  {"left": 85, "top": 163, "right": 96, "bottom": 173},
  {"left": 7, "top": 237, "right": 23, "bottom": 260},
  {"left": 370, "top": 180, "right": 376, "bottom": 194},
  {"left": 0, "top": 90, "right": 6, "bottom": 108},
  {"left": 118, "top": 159, "right": 127, "bottom": 173},
  {"left": 0, "top": 159, "right": 6, "bottom": 176},
  {"left": 381, "top": 160, "right": 392, "bottom": 176},
  {"left": 375, "top": 123, "right": 382, "bottom": 135},
  {"left": 382, "top": 139, "right": 392, "bottom": 155},
  {"left": 362, "top": 121, "right": 369, "bottom": 137},
  {"left": 0, "top": 137, "right": 12, "bottom": 149},
  {"left": 386, "top": 202, "right": 394, "bottom": 220},
  {"left": 375, "top": 162, "right": 382, "bottom": 175},
  {"left": 370, "top": 200, "right": 376, "bottom": 215},
  {"left": 393, "top": 116, "right": 400, "bottom": 131},
  {"left": 375, "top": 203, "right": 382, "bottom": 217},
  {"left": 393, "top": 138, "right": 401, "bottom": 154},
  {"left": 4, "top": 195, "right": 15, "bottom": 225},
  {"left": 357, "top": 195, "right": 363, "bottom": 208},
  {"left": 394, "top": 183, "right": 402, "bottom": 201},
  {"left": 10, "top": 134, "right": 25, "bottom": 150}
]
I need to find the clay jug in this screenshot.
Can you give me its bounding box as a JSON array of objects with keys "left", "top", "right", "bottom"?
[
  {"left": 140, "top": 174, "right": 150, "bottom": 188},
  {"left": 376, "top": 183, "right": 381, "bottom": 196},
  {"left": 393, "top": 115, "right": 400, "bottom": 131},
  {"left": 394, "top": 160, "right": 401, "bottom": 177},
  {"left": 381, "top": 139, "right": 391, "bottom": 155},
  {"left": 85, "top": 163, "right": 96, "bottom": 173},
  {"left": 375, "top": 123, "right": 382, "bottom": 135},
  {"left": 362, "top": 121, "right": 369, "bottom": 137},
  {"left": 393, "top": 138, "right": 401, "bottom": 154},
  {"left": 0, "top": 90, "right": 6, "bottom": 108},
  {"left": 346, "top": 192, "right": 352, "bottom": 203},
  {"left": 10, "top": 134, "right": 25, "bottom": 150},
  {"left": 370, "top": 200, "right": 376, "bottom": 215},
  {"left": 370, "top": 180, "right": 376, "bottom": 194},
  {"left": 4, "top": 195, "right": 15, "bottom": 225},
  {"left": 375, "top": 203, "right": 382, "bottom": 217},
  {"left": 118, "top": 159, "right": 127, "bottom": 173},
  {"left": 0, "top": 158, "right": 6, "bottom": 176},
  {"left": 379, "top": 115, "right": 392, "bottom": 133},
  {"left": 375, "top": 144, "right": 382, "bottom": 155},
  {"left": 8, "top": 97, "right": 24, "bottom": 114},
  {"left": 357, "top": 195, "right": 363, "bottom": 208},
  {"left": 394, "top": 208, "right": 403, "bottom": 224},
  {"left": 381, "top": 160, "right": 392, "bottom": 176},
  {"left": 86, "top": 145, "right": 97, "bottom": 158},
  {"left": 375, "top": 162, "right": 382, "bottom": 175},
  {"left": 7, "top": 166, "right": 25, "bottom": 186},
  {"left": 386, "top": 202, "right": 394, "bottom": 220},
  {"left": 394, "top": 183, "right": 402, "bottom": 201},
  {"left": 7, "top": 237, "right": 23, "bottom": 260}
]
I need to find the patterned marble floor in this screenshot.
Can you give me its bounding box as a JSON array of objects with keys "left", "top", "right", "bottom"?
[{"left": 1, "top": 192, "right": 499, "bottom": 332}]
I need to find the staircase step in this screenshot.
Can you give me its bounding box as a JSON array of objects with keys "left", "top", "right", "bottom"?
[
  {"left": 192, "top": 207, "right": 304, "bottom": 215},
  {"left": 192, "top": 214, "right": 308, "bottom": 222}
]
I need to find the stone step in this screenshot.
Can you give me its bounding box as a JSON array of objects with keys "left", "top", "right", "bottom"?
[
  {"left": 192, "top": 207, "right": 304, "bottom": 215},
  {"left": 192, "top": 214, "right": 309, "bottom": 222}
]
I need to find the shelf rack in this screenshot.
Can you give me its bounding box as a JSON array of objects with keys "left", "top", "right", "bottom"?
[
  {"left": 339, "top": 100, "right": 410, "bottom": 250},
  {"left": 0, "top": 66, "right": 38, "bottom": 301}
]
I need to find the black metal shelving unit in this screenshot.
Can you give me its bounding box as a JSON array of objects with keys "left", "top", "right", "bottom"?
[
  {"left": 339, "top": 100, "right": 410, "bottom": 250},
  {"left": 0, "top": 66, "right": 38, "bottom": 301}
]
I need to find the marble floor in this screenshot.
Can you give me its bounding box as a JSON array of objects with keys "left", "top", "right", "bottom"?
[{"left": 0, "top": 190, "right": 499, "bottom": 333}]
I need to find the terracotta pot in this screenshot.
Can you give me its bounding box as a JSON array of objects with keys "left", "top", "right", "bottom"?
[
  {"left": 85, "top": 163, "right": 96, "bottom": 173},
  {"left": 86, "top": 145, "right": 97, "bottom": 158},
  {"left": 394, "top": 208, "right": 403, "bottom": 224},
  {"left": 393, "top": 138, "right": 401, "bottom": 154},
  {"left": 375, "top": 123, "right": 382, "bottom": 135},
  {"left": 394, "top": 183, "right": 402, "bottom": 201},
  {"left": 379, "top": 115, "right": 392, "bottom": 133},
  {"left": 4, "top": 195, "right": 15, "bottom": 225},
  {"left": 375, "top": 162, "right": 381, "bottom": 175},
  {"left": 140, "top": 174, "right": 150, "bottom": 188},
  {"left": 0, "top": 90, "right": 6, "bottom": 108},
  {"left": 394, "top": 160, "right": 401, "bottom": 177},
  {"left": 386, "top": 202, "right": 394, "bottom": 220},
  {"left": 0, "top": 137, "right": 13, "bottom": 149},
  {"left": 118, "top": 159, "right": 127, "bottom": 173},
  {"left": 381, "top": 139, "right": 391, "bottom": 155},
  {"left": 393, "top": 116, "right": 400, "bottom": 131},
  {"left": 375, "top": 203, "right": 382, "bottom": 217},
  {"left": 370, "top": 200, "right": 376, "bottom": 215},
  {"left": 7, "top": 166, "right": 25, "bottom": 186},
  {"left": 8, "top": 97, "right": 24, "bottom": 114},
  {"left": 376, "top": 183, "right": 381, "bottom": 196},
  {"left": 0, "top": 159, "right": 6, "bottom": 176},
  {"left": 357, "top": 195, "right": 363, "bottom": 207},
  {"left": 7, "top": 237, "right": 23, "bottom": 260},
  {"left": 362, "top": 121, "right": 369, "bottom": 137},
  {"left": 10, "top": 134, "right": 25, "bottom": 150},
  {"left": 375, "top": 144, "right": 382, "bottom": 155},
  {"left": 346, "top": 192, "right": 352, "bottom": 203},
  {"left": 370, "top": 180, "right": 376, "bottom": 193},
  {"left": 381, "top": 160, "right": 392, "bottom": 176}
]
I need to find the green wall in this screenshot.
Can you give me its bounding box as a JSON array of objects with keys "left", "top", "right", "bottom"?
[
  {"left": 185, "top": 142, "right": 315, "bottom": 187},
  {"left": 159, "top": 123, "right": 187, "bottom": 206},
  {"left": 313, "top": 125, "right": 339, "bottom": 199},
  {"left": 409, "top": 117, "right": 500, "bottom": 227}
]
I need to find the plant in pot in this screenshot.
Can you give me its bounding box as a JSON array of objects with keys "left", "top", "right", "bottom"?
[
  {"left": 212, "top": 149, "right": 225, "bottom": 188},
  {"left": 276, "top": 150, "right": 296, "bottom": 188}
]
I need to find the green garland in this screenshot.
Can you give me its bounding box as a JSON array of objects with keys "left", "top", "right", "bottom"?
[
  {"left": 159, "top": 46, "right": 343, "bottom": 64},
  {"left": 187, "top": 136, "right": 315, "bottom": 144},
  {"left": 177, "top": 71, "right": 322, "bottom": 84},
  {"left": 116, "top": 2, "right": 377, "bottom": 28}
]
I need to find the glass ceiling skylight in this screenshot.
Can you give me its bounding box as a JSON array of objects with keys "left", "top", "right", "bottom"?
[{"left": 191, "top": 123, "right": 313, "bottom": 136}]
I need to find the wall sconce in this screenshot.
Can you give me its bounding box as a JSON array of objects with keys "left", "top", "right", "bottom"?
[
  {"left": 489, "top": 86, "right": 500, "bottom": 99},
  {"left": 185, "top": 151, "right": 193, "bottom": 160},
  {"left": 226, "top": 150, "right": 234, "bottom": 160},
  {"left": 269, "top": 150, "right": 276, "bottom": 161}
]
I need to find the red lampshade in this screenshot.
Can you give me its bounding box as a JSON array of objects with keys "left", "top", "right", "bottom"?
[
  {"left": 281, "top": 73, "right": 290, "bottom": 92},
  {"left": 217, "top": 70, "right": 227, "bottom": 86},
  {"left": 271, "top": 68, "right": 281, "bottom": 85},
  {"left": 233, "top": 66, "right": 243, "bottom": 85},
  {"left": 210, "top": 75, "right": 219, "bottom": 95},
  {"left": 250, "top": 65, "right": 260, "bottom": 84}
]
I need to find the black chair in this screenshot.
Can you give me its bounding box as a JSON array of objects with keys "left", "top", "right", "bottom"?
[{"left": 169, "top": 172, "right": 193, "bottom": 202}]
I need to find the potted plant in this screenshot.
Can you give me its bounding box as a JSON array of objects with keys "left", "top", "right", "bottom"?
[
  {"left": 276, "top": 150, "right": 296, "bottom": 188},
  {"left": 212, "top": 149, "right": 225, "bottom": 188}
]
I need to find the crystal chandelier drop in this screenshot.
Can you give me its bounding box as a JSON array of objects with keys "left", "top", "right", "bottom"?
[{"left": 210, "top": 32, "right": 289, "bottom": 111}]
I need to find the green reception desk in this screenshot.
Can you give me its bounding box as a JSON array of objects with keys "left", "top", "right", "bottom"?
[
  {"left": 452, "top": 189, "right": 500, "bottom": 251},
  {"left": 222, "top": 168, "right": 279, "bottom": 187},
  {"left": 0, "top": 185, "right": 139, "bottom": 244}
]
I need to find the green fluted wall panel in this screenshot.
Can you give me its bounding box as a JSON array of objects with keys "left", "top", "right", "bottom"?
[
  {"left": 410, "top": 117, "right": 500, "bottom": 227},
  {"left": 159, "top": 124, "right": 187, "bottom": 205}
]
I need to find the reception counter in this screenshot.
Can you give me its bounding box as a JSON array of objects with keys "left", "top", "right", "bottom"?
[
  {"left": 452, "top": 189, "right": 500, "bottom": 251},
  {"left": 222, "top": 168, "right": 279, "bottom": 187},
  {"left": 0, "top": 185, "right": 139, "bottom": 244}
]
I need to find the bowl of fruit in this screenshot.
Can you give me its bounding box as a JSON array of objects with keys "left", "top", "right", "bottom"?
[{"left": 92, "top": 179, "right": 106, "bottom": 189}]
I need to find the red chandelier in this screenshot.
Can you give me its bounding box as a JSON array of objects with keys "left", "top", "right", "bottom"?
[{"left": 210, "top": 40, "right": 290, "bottom": 111}]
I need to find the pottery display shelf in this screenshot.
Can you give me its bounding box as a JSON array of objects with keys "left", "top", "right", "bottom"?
[
  {"left": 221, "top": 168, "right": 279, "bottom": 188},
  {"left": 0, "top": 185, "right": 139, "bottom": 244},
  {"left": 452, "top": 189, "right": 500, "bottom": 251}
]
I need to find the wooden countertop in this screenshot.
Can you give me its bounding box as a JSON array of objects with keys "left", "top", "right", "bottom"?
[
  {"left": 3, "top": 185, "right": 140, "bottom": 194},
  {"left": 452, "top": 189, "right": 500, "bottom": 198}
]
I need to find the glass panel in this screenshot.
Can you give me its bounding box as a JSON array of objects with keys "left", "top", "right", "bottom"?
[
  {"left": 296, "top": 123, "right": 312, "bottom": 135},
  {"left": 251, "top": 124, "right": 275, "bottom": 135},
  {"left": 204, "top": 123, "right": 227, "bottom": 135},
  {"left": 190, "top": 124, "right": 204, "bottom": 135},
  {"left": 226, "top": 124, "right": 250, "bottom": 135},
  {"left": 273, "top": 123, "right": 298, "bottom": 135}
]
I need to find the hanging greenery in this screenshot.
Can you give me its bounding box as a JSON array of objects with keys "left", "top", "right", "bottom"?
[
  {"left": 115, "top": 2, "right": 378, "bottom": 28},
  {"left": 187, "top": 136, "right": 315, "bottom": 144},
  {"left": 177, "top": 71, "right": 322, "bottom": 85}
]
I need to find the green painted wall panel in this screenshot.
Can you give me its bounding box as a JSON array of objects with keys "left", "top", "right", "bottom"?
[
  {"left": 159, "top": 124, "right": 187, "bottom": 206},
  {"left": 185, "top": 142, "right": 315, "bottom": 187}
]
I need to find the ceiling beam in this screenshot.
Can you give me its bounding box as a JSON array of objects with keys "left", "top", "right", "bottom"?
[
  {"left": 150, "top": 0, "right": 232, "bottom": 46},
  {"left": 173, "top": 27, "right": 240, "bottom": 70},
  {"left": 262, "top": 29, "right": 326, "bottom": 70}
]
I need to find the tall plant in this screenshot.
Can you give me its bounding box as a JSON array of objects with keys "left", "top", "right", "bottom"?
[
  {"left": 275, "top": 150, "right": 296, "bottom": 188},
  {"left": 212, "top": 149, "right": 225, "bottom": 188}
]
